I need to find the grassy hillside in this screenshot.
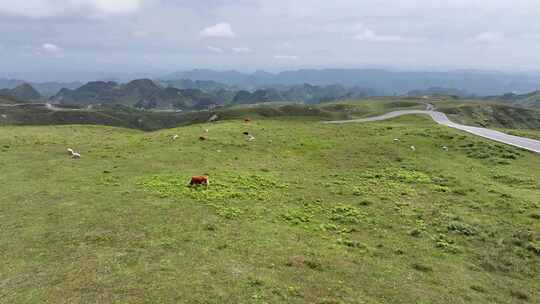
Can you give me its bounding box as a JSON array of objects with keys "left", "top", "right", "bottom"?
[
  {"left": 321, "top": 98, "right": 426, "bottom": 118},
  {"left": 1, "top": 115, "right": 539, "bottom": 303},
  {"left": 435, "top": 100, "right": 540, "bottom": 131},
  {"left": 0, "top": 100, "right": 424, "bottom": 131},
  {"left": 2, "top": 98, "right": 540, "bottom": 133},
  {"left": 0, "top": 83, "right": 42, "bottom": 101},
  {"left": 0, "top": 95, "right": 19, "bottom": 104},
  {"left": 485, "top": 91, "right": 540, "bottom": 108}
]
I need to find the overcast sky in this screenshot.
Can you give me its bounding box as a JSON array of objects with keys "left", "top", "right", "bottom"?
[{"left": 2, "top": 0, "right": 540, "bottom": 81}]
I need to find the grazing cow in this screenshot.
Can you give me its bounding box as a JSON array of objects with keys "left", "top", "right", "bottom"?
[
  {"left": 189, "top": 176, "right": 209, "bottom": 187},
  {"left": 67, "top": 148, "right": 74, "bottom": 155},
  {"left": 199, "top": 136, "right": 208, "bottom": 141}
]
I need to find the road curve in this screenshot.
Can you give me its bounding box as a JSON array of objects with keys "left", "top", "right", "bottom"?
[{"left": 326, "top": 110, "right": 540, "bottom": 154}]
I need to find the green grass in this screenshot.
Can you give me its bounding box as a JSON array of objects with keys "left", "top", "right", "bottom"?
[
  {"left": 434, "top": 100, "right": 540, "bottom": 131},
  {"left": 320, "top": 98, "right": 426, "bottom": 119},
  {"left": 1, "top": 114, "right": 539, "bottom": 303},
  {"left": 0, "top": 99, "right": 426, "bottom": 131}
]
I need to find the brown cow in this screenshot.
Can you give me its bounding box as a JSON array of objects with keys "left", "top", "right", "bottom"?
[{"left": 189, "top": 176, "right": 209, "bottom": 187}]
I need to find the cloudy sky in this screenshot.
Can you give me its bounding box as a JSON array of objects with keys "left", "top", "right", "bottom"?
[{"left": 2, "top": 0, "right": 540, "bottom": 81}]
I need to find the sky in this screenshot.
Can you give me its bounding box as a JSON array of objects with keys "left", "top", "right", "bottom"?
[{"left": 2, "top": 0, "right": 540, "bottom": 81}]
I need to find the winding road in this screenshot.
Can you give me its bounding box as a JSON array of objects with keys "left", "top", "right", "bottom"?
[{"left": 326, "top": 106, "right": 540, "bottom": 154}]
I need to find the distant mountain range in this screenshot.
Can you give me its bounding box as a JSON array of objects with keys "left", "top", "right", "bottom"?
[
  {"left": 407, "top": 87, "right": 471, "bottom": 98},
  {"left": 163, "top": 68, "right": 540, "bottom": 95},
  {"left": 6, "top": 68, "right": 540, "bottom": 109},
  {"left": 158, "top": 79, "right": 235, "bottom": 91},
  {"left": 6, "top": 68, "right": 540, "bottom": 98},
  {"left": 232, "top": 84, "right": 375, "bottom": 105},
  {"left": 49, "top": 79, "right": 375, "bottom": 110},
  {"left": 0, "top": 79, "right": 83, "bottom": 97},
  {"left": 50, "top": 79, "right": 219, "bottom": 110},
  {"left": 0, "top": 83, "right": 42, "bottom": 101}
]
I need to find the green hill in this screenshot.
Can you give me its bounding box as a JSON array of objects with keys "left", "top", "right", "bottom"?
[
  {"left": 0, "top": 83, "right": 42, "bottom": 101},
  {"left": 407, "top": 87, "right": 470, "bottom": 98},
  {"left": 435, "top": 101, "right": 540, "bottom": 130},
  {"left": 1, "top": 114, "right": 539, "bottom": 303},
  {"left": 51, "top": 79, "right": 223, "bottom": 110},
  {"left": 3, "top": 98, "right": 540, "bottom": 132},
  {"left": 0, "top": 103, "right": 353, "bottom": 131},
  {"left": 485, "top": 90, "right": 540, "bottom": 108},
  {"left": 0, "top": 95, "right": 20, "bottom": 104}
]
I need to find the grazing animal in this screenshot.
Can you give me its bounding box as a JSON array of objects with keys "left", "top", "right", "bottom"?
[
  {"left": 393, "top": 138, "right": 400, "bottom": 142},
  {"left": 67, "top": 148, "right": 81, "bottom": 158},
  {"left": 247, "top": 135, "right": 255, "bottom": 142},
  {"left": 244, "top": 118, "right": 251, "bottom": 123},
  {"left": 199, "top": 136, "right": 208, "bottom": 141},
  {"left": 442, "top": 146, "right": 449, "bottom": 151},
  {"left": 204, "top": 129, "right": 209, "bottom": 133},
  {"left": 410, "top": 146, "right": 416, "bottom": 151},
  {"left": 243, "top": 132, "right": 250, "bottom": 135},
  {"left": 172, "top": 135, "right": 179, "bottom": 140},
  {"left": 189, "top": 176, "right": 209, "bottom": 187},
  {"left": 208, "top": 114, "right": 219, "bottom": 122}
]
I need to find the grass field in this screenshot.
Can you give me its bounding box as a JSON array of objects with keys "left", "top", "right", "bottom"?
[
  {"left": 0, "top": 99, "right": 426, "bottom": 132},
  {"left": 1, "top": 114, "right": 539, "bottom": 303},
  {"left": 434, "top": 100, "right": 540, "bottom": 131}
]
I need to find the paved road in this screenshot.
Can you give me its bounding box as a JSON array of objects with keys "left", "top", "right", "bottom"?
[
  {"left": 0, "top": 103, "right": 81, "bottom": 111},
  {"left": 327, "top": 109, "right": 540, "bottom": 154}
]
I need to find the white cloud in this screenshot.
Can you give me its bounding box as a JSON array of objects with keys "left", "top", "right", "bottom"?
[
  {"left": 353, "top": 24, "right": 420, "bottom": 43},
  {"left": 91, "top": 0, "right": 141, "bottom": 15},
  {"left": 232, "top": 47, "right": 253, "bottom": 54},
  {"left": 274, "top": 55, "right": 299, "bottom": 60},
  {"left": 41, "top": 43, "right": 62, "bottom": 53},
  {"left": 131, "top": 30, "right": 149, "bottom": 38},
  {"left": 0, "top": 0, "right": 142, "bottom": 18},
  {"left": 207, "top": 46, "right": 224, "bottom": 53},
  {"left": 469, "top": 32, "right": 505, "bottom": 43},
  {"left": 274, "top": 42, "right": 294, "bottom": 51},
  {"left": 200, "top": 22, "right": 236, "bottom": 38}
]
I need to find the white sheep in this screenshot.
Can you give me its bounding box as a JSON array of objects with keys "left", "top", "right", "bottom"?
[
  {"left": 442, "top": 146, "right": 449, "bottom": 151},
  {"left": 247, "top": 135, "right": 256, "bottom": 142},
  {"left": 410, "top": 146, "right": 416, "bottom": 151},
  {"left": 67, "top": 148, "right": 81, "bottom": 159},
  {"left": 204, "top": 129, "right": 209, "bottom": 133},
  {"left": 393, "top": 138, "right": 400, "bottom": 142},
  {"left": 172, "top": 134, "right": 179, "bottom": 140}
]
